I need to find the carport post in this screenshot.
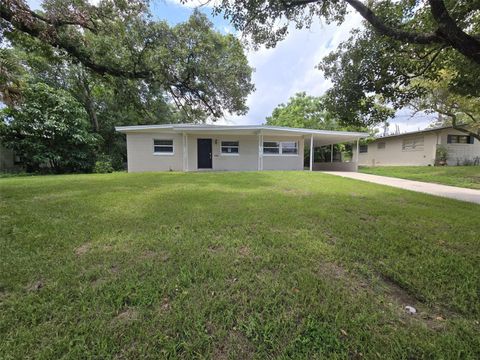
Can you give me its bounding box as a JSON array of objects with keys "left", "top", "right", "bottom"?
[
  {"left": 330, "top": 144, "right": 333, "bottom": 163},
  {"left": 182, "top": 132, "right": 188, "bottom": 171},
  {"left": 355, "top": 138, "right": 359, "bottom": 163},
  {"left": 258, "top": 131, "right": 263, "bottom": 171},
  {"left": 309, "top": 134, "right": 314, "bottom": 171}
]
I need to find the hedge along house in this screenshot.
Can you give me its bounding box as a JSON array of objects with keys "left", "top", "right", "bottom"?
[
  {"left": 353, "top": 126, "right": 480, "bottom": 167},
  {"left": 115, "top": 124, "right": 368, "bottom": 172}
]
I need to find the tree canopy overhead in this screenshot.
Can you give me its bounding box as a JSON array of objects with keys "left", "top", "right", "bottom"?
[
  {"left": 265, "top": 92, "right": 365, "bottom": 131},
  {"left": 213, "top": 0, "right": 480, "bottom": 64},
  {"left": 206, "top": 0, "right": 480, "bottom": 136},
  {"left": 0, "top": 0, "right": 255, "bottom": 119}
]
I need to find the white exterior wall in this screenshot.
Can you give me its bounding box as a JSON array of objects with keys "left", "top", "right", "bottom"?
[
  {"left": 440, "top": 129, "right": 480, "bottom": 165},
  {"left": 126, "top": 132, "right": 184, "bottom": 172},
  {"left": 262, "top": 136, "right": 305, "bottom": 171},
  {"left": 354, "top": 128, "right": 480, "bottom": 166},
  {"left": 187, "top": 134, "right": 259, "bottom": 171},
  {"left": 125, "top": 132, "right": 305, "bottom": 172}
]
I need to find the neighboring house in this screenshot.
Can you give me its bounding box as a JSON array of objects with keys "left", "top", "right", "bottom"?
[
  {"left": 354, "top": 126, "right": 480, "bottom": 166},
  {"left": 0, "top": 143, "right": 21, "bottom": 171},
  {"left": 115, "top": 124, "right": 368, "bottom": 172}
]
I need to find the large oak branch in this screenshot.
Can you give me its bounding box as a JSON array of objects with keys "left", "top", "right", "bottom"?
[
  {"left": 428, "top": 0, "right": 480, "bottom": 64},
  {"left": 343, "top": 0, "right": 442, "bottom": 44},
  {"left": 0, "top": 2, "right": 151, "bottom": 78}
]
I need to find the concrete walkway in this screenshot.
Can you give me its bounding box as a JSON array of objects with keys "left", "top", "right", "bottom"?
[{"left": 322, "top": 171, "right": 480, "bottom": 205}]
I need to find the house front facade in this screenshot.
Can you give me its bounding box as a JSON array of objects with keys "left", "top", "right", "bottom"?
[
  {"left": 354, "top": 126, "right": 480, "bottom": 167},
  {"left": 115, "top": 124, "right": 368, "bottom": 172}
]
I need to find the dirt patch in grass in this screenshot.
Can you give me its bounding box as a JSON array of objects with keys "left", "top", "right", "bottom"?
[
  {"left": 213, "top": 329, "right": 255, "bottom": 360},
  {"left": 112, "top": 308, "right": 140, "bottom": 324},
  {"left": 380, "top": 276, "right": 422, "bottom": 308},
  {"left": 379, "top": 276, "right": 449, "bottom": 330},
  {"left": 137, "top": 250, "right": 170, "bottom": 262},
  {"left": 25, "top": 280, "right": 44, "bottom": 292},
  {"left": 359, "top": 214, "right": 378, "bottom": 223},
  {"left": 350, "top": 192, "right": 367, "bottom": 199},
  {"left": 237, "top": 245, "right": 251, "bottom": 257},
  {"left": 157, "top": 297, "right": 171, "bottom": 314},
  {"left": 317, "top": 261, "right": 448, "bottom": 330},
  {"left": 74, "top": 243, "right": 91, "bottom": 256},
  {"left": 281, "top": 188, "right": 313, "bottom": 196},
  {"left": 208, "top": 244, "right": 225, "bottom": 254}
]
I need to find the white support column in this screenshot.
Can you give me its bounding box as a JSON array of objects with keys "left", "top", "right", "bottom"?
[
  {"left": 355, "top": 138, "right": 360, "bottom": 164},
  {"left": 186, "top": 133, "right": 189, "bottom": 171},
  {"left": 330, "top": 144, "right": 333, "bottom": 163},
  {"left": 309, "top": 134, "right": 314, "bottom": 171},
  {"left": 182, "top": 133, "right": 188, "bottom": 171},
  {"left": 258, "top": 132, "right": 263, "bottom": 171}
]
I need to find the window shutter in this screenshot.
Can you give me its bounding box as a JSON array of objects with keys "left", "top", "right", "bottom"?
[
  {"left": 469, "top": 136, "right": 475, "bottom": 144},
  {"left": 447, "top": 135, "right": 453, "bottom": 144}
]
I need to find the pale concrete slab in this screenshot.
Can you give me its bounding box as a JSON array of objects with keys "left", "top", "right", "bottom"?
[{"left": 322, "top": 171, "right": 480, "bottom": 205}]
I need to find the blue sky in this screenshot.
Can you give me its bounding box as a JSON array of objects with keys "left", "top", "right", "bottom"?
[{"left": 28, "top": 0, "right": 436, "bottom": 133}]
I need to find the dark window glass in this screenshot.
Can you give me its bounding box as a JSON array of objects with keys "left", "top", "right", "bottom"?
[
  {"left": 153, "top": 139, "right": 173, "bottom": 153},
  {"left": 448, "top": 135, "right": 472, "bottom": 144},
  {"left": 281, "top": 142, "right": 298, "bottom": 154},
  {"left": 221, "top": 141, "right": 239, "bottom": 154},
  {"left": 221, "top": 146, "right": 239, "bottom": 154},
  {"left": 263, "top": 142, "right": 280, "bottom": 154},
  {"left": 359, "top": 145, "right": 368, "bottom": 153}
]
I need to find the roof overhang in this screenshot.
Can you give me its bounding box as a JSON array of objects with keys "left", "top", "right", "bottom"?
[{"left": 115, "top": 124, "right": 368, "bottom": 145}]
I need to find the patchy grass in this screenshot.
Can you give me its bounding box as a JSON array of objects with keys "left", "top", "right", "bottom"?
[
  {"left": 360, "top": 165, "right": 480, "bottom": 189},
  {"left": 1, "top": 171, "right": 479, "bottom": 359}
]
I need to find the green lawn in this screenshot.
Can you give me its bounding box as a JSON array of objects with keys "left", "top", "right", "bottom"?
[
  {"left": 360, "top": 166, "right": 480, "bottom": 189},
  {"left": 1, "top": 172, "right": 479, "bottom": 359}
]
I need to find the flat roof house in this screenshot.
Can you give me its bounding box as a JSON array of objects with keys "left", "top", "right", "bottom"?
[
  {"left": 354, "top": 126, "right": 480, "bottom": 166},
  {"left": 116, "top": 124, "right": 368, "bottom": 172}
]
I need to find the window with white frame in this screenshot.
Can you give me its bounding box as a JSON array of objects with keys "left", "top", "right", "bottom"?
[
  {"left": 221, "top": 141, "right": 239, "bottom": 154},
  {"left": 359, "top": 145, "right": 368, "bottom": 153},
  {"left": 153, "top": 139, "right": 174, "bottom": 154},
  {"left": 263, "top": 141, "right": 298, "bottom": 155},
  {"left": 263, "top": 141, "right": 280, "bottom": 154},
  {"left": 281, "top": 141, "right": 298, "bottom": 154},
  {"left": 402, "top": 136, "right": 424, "bottom": 151}
]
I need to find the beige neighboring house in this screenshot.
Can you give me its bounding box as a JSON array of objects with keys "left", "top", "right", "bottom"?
[
  {"left": 115, "top": 124, "right": 368, "bottom": 172},
  {"left": 354, "top": 126, "right": 480, "bottom": 166},
  {"left": 0, "top": 143, "right": 21, "bottom": 171}
]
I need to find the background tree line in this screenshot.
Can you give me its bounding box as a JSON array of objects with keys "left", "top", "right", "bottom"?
[{"left": 0, "top": 1, "right": 254, "bottom": 173}]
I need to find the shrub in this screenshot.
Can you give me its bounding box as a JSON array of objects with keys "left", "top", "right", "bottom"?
[
  {"left": 0, "top": 83, "right": 97, "bottom": 173},
  {"left": 94, "top": 155, "right": 114, "bottom": 173},
  {"left": 435, "top": 145, "right": 448, "bottom": 165}
]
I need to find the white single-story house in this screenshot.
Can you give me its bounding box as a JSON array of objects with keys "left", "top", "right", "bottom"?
[
  {"left": 353, "top": 126, "right": 480, "bottom": 166},
  {"left": 115, "top": 124, "right": 368, "bottom": 172}
]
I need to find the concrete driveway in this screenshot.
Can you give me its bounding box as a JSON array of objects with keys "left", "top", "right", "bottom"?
[{"left": 323, "top": 171, "right": 480, "bottom": 205}]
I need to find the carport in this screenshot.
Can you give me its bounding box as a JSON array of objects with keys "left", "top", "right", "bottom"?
[{"left": 299, "top": 129, "right": 369, "bottom": 172}]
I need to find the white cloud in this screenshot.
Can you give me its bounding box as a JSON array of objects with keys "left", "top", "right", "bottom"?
[
  {"left": 222, "top": 12, "right": 437, "bottom": 133},
  {"left": 222, "top": 13, "right": 364, "bottom": 125},
  {"left": 383, "top": 108, "right": 437, "bottom": 134}
]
